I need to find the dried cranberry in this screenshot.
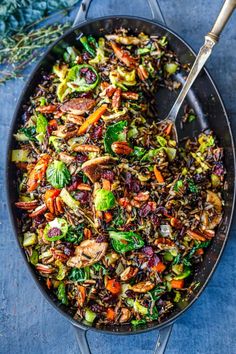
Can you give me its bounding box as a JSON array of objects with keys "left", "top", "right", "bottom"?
[
  {"left": 148, "top": 254, "right": 160, "bottom": 268},
  {"left": 125, "top": 172, "right": 140, "bottom": 193},
  {"left": 48, "top": 227, "right": 61, "bottom": 238},
  {"left": 96, "top": 234, "right": 108, "bottom": 243},
  {"left": 101, "top": 170, "right": 115, "bottom": 182},
  {"left": 76, "top": 154, "right": 88, "bottom": 163},
  {"left": 46, "top": 125, "right": 53, "bottom": 136},
  {"left": 125, "top": 290, "right": 135, "bottom": 298},
  {"left": 139, "top": 203, "right": 151, "bottom": 217},
  {"left": 82, "top": 52, "right": 90, "bottom": 61},
  {"left": 64, "top": 247, "right": 74, "bottom": 257},
  {"left": 150, "top": 213, "right": 160, "bottom": 226},
  {"left": 74, "top": 191, "right": 89, "bottom": 204},
  {"left": 85, "top": 69, "right": 97, "bottom": 84},
  {"left": 213, "top": 162, "right": 224, "bottom": 176},
  {"left": 68, "top": 181, "right": 78, "bottom": 191},
  {"left": 142, "top": 246, "right": 154, "bottom": 257},
  {"left": 92, "top": 125, "right": 103, "bottom": 139}
]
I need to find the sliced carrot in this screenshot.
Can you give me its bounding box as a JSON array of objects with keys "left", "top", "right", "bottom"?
[
  {"left": 137, "top": 65, "right": 149, "bottom": 81},
  {"left": 44, "top": 189, "right": 60, "bottom": 202},
  {"left": 171, "top": 279, "right": 184, "bottom": 289},
  {"left": 46, "top": 278, "right": 52, "bottom": 289},
  {"left": 78, "top": 104, "right": 107, "bottom": 135},
  {"left": 106, "top": 308, "right": 116, "bottom": 321},
  {"left": 48, "top": 119, "right": 58, "bottom": 128},
  {"left": 77, "top": 285, "right": 86, "bottom": 307},
  {"left": 27, "top": 154, "right": 50, "bottom": 192},
  {"left": 196, "top": 248, "right": 204, "bottom": 255},
  {"left": 152, "top": 262, "right": 166, "bottom": 273},
  {"left": 104, "top": 211, "right": 113, "bottom": 223},
  {"left": 102, "top": 179, "right": 111, "bottom": 190},
  {"left": 106, "top": 279, "right": 121, "bottom": 295},
  {"left": 165, "top": 123, "right": 173, "bottom": 136},
  {"left": 154, "top": 165, "right": 164, "bottom": 183}
]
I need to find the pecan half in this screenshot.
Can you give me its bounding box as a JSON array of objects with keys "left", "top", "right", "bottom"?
[
  {"left": 29, "top": 204, "right": 47, "bottom": 217},
  {"left": 132, "top": 281, "right": 155, "bottom": 293},
  {"left": 59, "top": 152, "right": 76, "bottom": 164},
  {"left": 66, "top": 114, "right": 85, "bottom": 125},
  {"left": 119, "top": 308, "right": 131, "bottom": 323},
  {"left": 52, "top": 125, "right": 78, "bottom": 139},
  {"left": 60, "top": 98, "right": 96, "bottom": 115},
  {"left": 77, "top": 183, "right": 92, "bottom": 191},
  {"left": 36, "top": 104, "right": 57, "bottom": 114},
  {"left": 15, "top": 200, "right": 38, "bottom": 210},
  {"left": 111, "top": 141, "right": 133, "bottom": 155},
  {"left": 73, "top": 144, "right": 100, "bottom": 153},
  {"left": 120, "top": 266, "right": 138, "bottom": 281},
  {"left": 133, "top": 191, "right": 150, "bottom": 202},
  {"left": 82, "top": 156, "right": 116, "bottom": 183}
]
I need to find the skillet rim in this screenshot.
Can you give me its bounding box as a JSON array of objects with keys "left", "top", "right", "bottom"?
[{"left": 5, "top": 14, "right": 236, "bottom": 335}]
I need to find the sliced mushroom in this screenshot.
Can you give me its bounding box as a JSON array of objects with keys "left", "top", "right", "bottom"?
[
  {"left": 52, "top": 125, "right": 78, "bottom": 139},
  {"left": 132, "top": 281, "right": 155, "bottom": 293},
  {"left": 67, "top": 239, "right": 108, "bottom": 268},
  {"left": 119, "top": 308, "right": 131, "bottom": 323},
  {"left": 201, "top": 191, "right": 222, "bottom": 230},
  {"left": 120, "top": 266, "right": 138, "bottom": 281},
  {"left": 60, "top": 98, "right": 96, "bottom": 115},
  {"left": 82, "top": 156, "right": 116, "bottom": 183}
]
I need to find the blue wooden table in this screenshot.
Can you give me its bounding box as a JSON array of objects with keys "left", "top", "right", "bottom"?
[{"left": 0, "top": 1, "right": 236, "bottom": 353}]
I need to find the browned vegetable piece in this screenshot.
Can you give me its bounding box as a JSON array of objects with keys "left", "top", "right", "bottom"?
[
  {"left": 133, "top": 191, "right": 149, "bottom": 202},
  {"left": 120, "top": 266, "right": 138, "bottom": 281},
  {"left": 29, "top": 204, "right": 47, "bottom": 217},
  {"left": 132, "top": 281, "right": 155, "bottom": 293},
  {"left": 52, "top": 125, "right": 78, "bottom": 139},
  {"left": 201, "top": 191, "right": 222, "bottom": 230},
  {"left": 59, "top": 152, "right": 76, "bottom": 164},
  {"left": 81, "top": 156, "right": 116, "bottom": 183},
  {"left": 15, "top": 200, "right": 38, "bottom": 210},
  {"left": 110, "top": 42, "right": 137, "bottom": 68},
  {"left": 119, "top": 308, "right": 131, "bottom": 323},
  {"left": 36, "top": 104, "right": 57, "bottom": 114},
  {"left": 121, "top": 91, "right": 139, "bottom": 100},
  {"left": 66, "top": 114, "right": 85, "bottom": 125},
  {"left": 112, "top": 88, "right": 121, "bottom": 109},
  {"left": 186, "top": 229, "right": 206, "bottom": 242},
  {"left": 60, "top": 98, "right": 96, "bottom": 115},
  {"left": 67, "top": 240, "right": 108, "bottom": 268},
  {"left": 73, "top": 144, "right": 100, "bottom": 153},
  {"left": 111, "top": 141, "right": 133, "bottom": 155}
]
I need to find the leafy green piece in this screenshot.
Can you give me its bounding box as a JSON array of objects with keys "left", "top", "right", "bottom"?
[
  {"left": 19, "top": 126, "right": 36, "bottom": 141},
  {"left": 55, "top": 260, "right": 67, "bottom": 281},
  {"left": 11, "top": 149, "right": 30, "bottom": 162},
  {"left": 109, "top": 231, "right": 144, "bottom": 254},
  {"left": 174, "top": 268, "right": 191, "bottom": 280},
  {"left": 104, "top": 120, "right": 127, "bottom": 154},
  {"left": 57, "top": 282, "right": 68, "bottom": 305},
  {"left": 94, "top": 189, "right": 115, "bottom": 211},
  {"left": 64, "top": 224, "right": 84, "bottom": 244},
  {"left": 46, "top": 160, "right": 71, "bottom": 189},
  {"left": 133, "top": 300, "right": 148, "bottom": 315},
  {"left": 158, "top": 36, "right": 168, "bottom": 47},
  {"left": 29, "top": 250, "right": 39, "bottom": 266},
  {"left": 198, "top": 134, "right": 215, "bottom": 153},
  {"left": 63, "top": 46, "right": 79, "bottom": 65},
  {"left": 188, "top": 240, "right": 211, "bottom": 258},
  {"left": 146, "top": 306, "right": 159, "bottom": 321},
  {"left": 137, "top": 47, "right": 150, "bottom": 55},
  {"left": 67, "top": 64, "right": 99, "bottom": 92},
  {"left": 141, "top": 147, "right": 176, "bottom": 162},
  {"left": 36, "top": 113, "right": 48, "bottom": 134},
  {"left": 156, "top": 136, "right": 167, "bottom": 147},
  {"left": 149, "top": 286, "right": 166, "bottom": 301},
  {"left": 89, "top": 38, "right": 107, "bottom": 65},
  {"left": 131, "top": 319, "right": 147, "bottom": 326},
  {"left": 39, "top": 97, "right": 47, "bottom": 106},
  {"left": 132, "top": 146, "right": 146, "bottom": 158},
  {"left": 187, "top": 179, "right": 198, "bottom": 193},
  {"left": 68, "top": 267, "right": 90, "bottom": 282},
  {"left": 60, "top": 188, "right": 80, "bottom": 211},
  {"left": 174, "top": 180, "right": 183, "bottom": 192},
  {"left": 92, "top": 263, "right": 107, "bottom": 275},
  {"left": 49, "top": 136, "right": 62, "bottom": 152}
]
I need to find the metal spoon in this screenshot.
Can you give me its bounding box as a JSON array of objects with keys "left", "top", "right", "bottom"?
[{"left": 162, "top": 0, "right": 236, "bottom": 140}]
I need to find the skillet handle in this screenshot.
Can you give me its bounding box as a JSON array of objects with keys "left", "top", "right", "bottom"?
[
  {"left": 73, "top": 0, "right": 166, "bottom": 27},
  {"left": 74, "top": 327, "right": 91, "bottom": 354},
  {"left": 73, "top": 323, "right": 173, "bottom": 354},
  {"left": 153, "top": 324, "right": 173, "bottom": 354}
]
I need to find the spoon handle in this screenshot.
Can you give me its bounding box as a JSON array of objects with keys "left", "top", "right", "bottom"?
[{"left": 167, "top": 0, "right": 236, "bottom": 122}]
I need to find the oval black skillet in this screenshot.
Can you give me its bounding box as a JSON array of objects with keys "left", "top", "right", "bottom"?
[{"left": 5, "top": 0, "right": 236, "bottom": 353}]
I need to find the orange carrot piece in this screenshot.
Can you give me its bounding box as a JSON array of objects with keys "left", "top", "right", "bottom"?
[
  {"left": 46, "top": 278, "right": 52, "bottom": 289},
  {"left": 165, "top": 123, "right": 173, "bottom": 136},
  {"left": 106, "top": 308, "right": 116, "bottom": 321},
  {"left": 104, "top": 211, "right": 113, "bottom": 223},
  {"left": 196, "top": 248, "right": 204, "bottom": 255},
  {"left": 106, "top": 279, "right": 121, "bottom": 295},
  {"left": 78, "top": 104, "right": 107, "bottom": 135},
  {"left": 154, "top": 165, "right": 164, "bottom": 183},
  {"left": 44, "top": 189, "right": 60, "bottom": 202},
  {"left": 102, "top": 179, "right": 111, "bottom": 190},
  {"left": 48, "top": 119, "right": 58, "bottom": 128},
  {"left": 110, "top": 42, "right": 137, "bottom": 67},
  {"left": 27, "top": 154, "right": 50, "bottom": 192},
  {"left": 152, "top": 262, "right": 166, "bottom": 273},
  {"left": 171, "top": 279, "right": 184, "bottom": 289}
]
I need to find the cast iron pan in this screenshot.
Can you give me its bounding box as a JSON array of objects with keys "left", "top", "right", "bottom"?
[{"left": 5, "top": 0, "right": 236, "bottom": 353}]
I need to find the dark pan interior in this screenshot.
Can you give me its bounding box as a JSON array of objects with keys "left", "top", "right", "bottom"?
[{"left": 6, "top": 16, "right": 235, "bottom": 334}]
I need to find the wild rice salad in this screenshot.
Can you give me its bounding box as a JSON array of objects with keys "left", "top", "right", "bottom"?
[{"left": 12, "top": 29, "right": 225, "bottom": 328}]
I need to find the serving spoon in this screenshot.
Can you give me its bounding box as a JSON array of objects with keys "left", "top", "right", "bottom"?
[{"left": 162, "top": 0, "right": 236, "bottom": 141}]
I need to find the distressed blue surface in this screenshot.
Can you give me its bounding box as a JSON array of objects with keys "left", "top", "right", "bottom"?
[{"left": 0, "top": 1, "right": 236, "bottom": 353}]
